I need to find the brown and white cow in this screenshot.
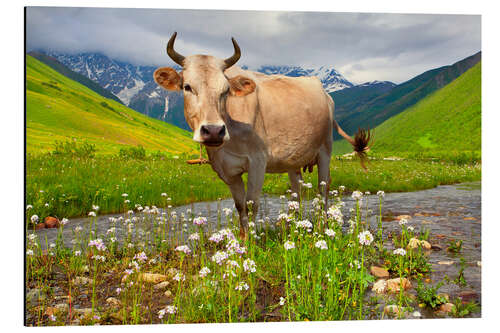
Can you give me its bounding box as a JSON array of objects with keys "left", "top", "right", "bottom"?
[{"left": 154, "top": 32, "right": 370, "bottom": 238}]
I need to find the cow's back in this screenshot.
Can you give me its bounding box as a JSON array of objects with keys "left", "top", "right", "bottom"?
[{"left": 224, "top": 66, "right": 333, "bottom": 173}]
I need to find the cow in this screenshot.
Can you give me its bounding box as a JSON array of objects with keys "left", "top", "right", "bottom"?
[{"left": 153, "top": 32, "right": 371, "bottom": 239}]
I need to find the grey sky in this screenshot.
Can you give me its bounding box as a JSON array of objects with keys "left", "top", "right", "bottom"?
[{"left": 26, "top": 7, "right": 481, "bottom": 84}]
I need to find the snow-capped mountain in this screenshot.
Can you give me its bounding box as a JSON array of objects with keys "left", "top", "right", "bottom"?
[{"left": 42, "top": 51, "right": 354, "bottom": 130}]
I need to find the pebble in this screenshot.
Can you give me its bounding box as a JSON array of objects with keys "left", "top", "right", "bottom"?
[
  {"left": 386, "top": 278, "right": 411, "bottom": 293},
  {"left": 154, "top": 281, "right": 170, "bottom": 290},
  {"left": 370, "top": 266, "right": 389, "bottom": 278},
  {"left": 438, "top": 261, "right": 454, "bottom": 265},
  {"left": 438, "top": 302, "right": 455, "bottom": 314},
  {"left": 106, "top": 297, "right": 121, "bottom": 307},
  {"left": 372, "top": 279, "right": 387, "bottom": 294}
]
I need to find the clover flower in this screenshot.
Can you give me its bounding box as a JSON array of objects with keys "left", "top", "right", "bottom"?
[
  {"left": 223, "top": 208, "right": 232, "bottom": 217},
  {"left": 88, "top": 211, "right": 96, "bottom": 217},
  {"left": 398, "top": 218, "right": 408, "bottom": 226},
  {"left": 175, "top": 245, "right": 192, "bottom": 255},
  {"left": 352, "top": 190, "right": 363, "bottom": 201},
  {"left": 88, "top": 238, "right": 107, "bottom": 251},
  {"left": 284, "top": 240, "right": 295, "bottom": 250},
  {"left": 30, "top": 215, "right": 39, "bottom": 223},
  {"left": 212, "top": 251, "right": 229, "bottom": 265},
  {"left": 393, "top": 248, "right": 407, "bottom": 256},
  {"left": 161, "top": 193, "right": 167, "bottom": 197},
  {"left": 193, "top": 216, "right": 207, "bottom": 226},
  {"left": 315, "top": 240, "right": 328, "bottom": 250},
  {"left": 288, "top": 201, "right": 300, "bottom": 211},
  {"left": 358, "top": 230, "right": 374, "bottom": 246},
  {"left": 325, "top": 229, "right": 336, "bottom": 238},
  {"left": 295, "top": 219, "right": 313, "bottom": 230},
  {"left": 377, "top": 190, "right": 385, "bottom": 198},
  {"left": 199, "top": 267, "right": 211, "bottom": 278},
  {"left": 243, "top": 258, "right": 257, "bottom": 273},
  {"left": 26, "top": 249, "right": 34, "bottom": 256},
  {"left": 235, "top": 281, "right": 249, "bottom": 291},
  {"left": 188, "top": 233, "right": 200, "bottom": 241}
]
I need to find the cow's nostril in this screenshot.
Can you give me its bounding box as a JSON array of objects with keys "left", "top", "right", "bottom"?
[
  {"left": 201, "top": 125, "right": 210, "bottom": 136},
  {"left": 218, "top": 125, "right": 226, "bottom": 138}
]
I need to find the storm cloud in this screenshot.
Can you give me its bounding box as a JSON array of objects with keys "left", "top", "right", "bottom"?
[{"left": 26, "top": 7, "right": 481, "bottom": 84}]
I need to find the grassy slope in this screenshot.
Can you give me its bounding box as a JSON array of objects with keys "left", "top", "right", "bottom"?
[
  {"left": 26, "top": 55, "right": 196, "bottom": 155},
  {"left": 372, "top": 62, "right": 481, "bottom": 152}
]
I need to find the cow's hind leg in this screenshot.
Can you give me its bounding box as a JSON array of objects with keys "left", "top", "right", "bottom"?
[
  {"left": 227, "top": 175, "right": 248, "bottom": 239},
  {"left": 317, "top": 145, "right": 332, "bottom": 213}
]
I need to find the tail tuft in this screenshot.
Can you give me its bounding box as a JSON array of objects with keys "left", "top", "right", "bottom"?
[{"left": 352, "top": 127, "right": 373, "bottom": 170}]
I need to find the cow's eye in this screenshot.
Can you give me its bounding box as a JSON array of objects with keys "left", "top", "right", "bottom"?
[{"left": 184, "top": 84, "right": 192, "bottom": 92}]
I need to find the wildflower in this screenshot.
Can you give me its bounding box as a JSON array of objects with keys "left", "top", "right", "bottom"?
[
  {"left": 106, "top": 227, "right": 116, "bottom": 234},
  {"left": 223, "top": 208, "right": 232, "bottom": 216},
  {"left": 365, "top": 191, "right": 371, "bottom": 195},
  {"left": 407, "top": 226, "right": 415, "bottom": 232},
  {"left": 227, "top": 260, "right": 240, "bottom": 269},
  {"left": 161, "top": 193, "right": 167, "bottom": 197},
  {"left": 349, "top": 260, "right": 361, "bottom": 269},
  {"left": 158, "top": 309, "right": 166, "bottom": 319},
  {"left": 134, "top": 251, "right": 148, "bottom": 262},
  {"left": 88, "top": 238, "right": 107, "bottom": 251},
  {"left": 49, "top": 243, "right": 56, "bottom": 248},
  {"left": 209, "top": 232, "right": 224, "bottom": 243},
  {"left": 116, "top": 287, "right": 122, "bottom": 295},
  {"left": 327, "top": 205, "right": 343, "bottom": 223},
  {"left": 325, "top": 229, "right": 336, "bottom": 238},
  {"left": 295, "top": 219, "right": 313, "bottom": 230},
  {"left": 412, "top": 311, "right": 421, "bottom": 318},
  {"left": 75, "top": 226, "right": 83, "bottom": 232},
  {"left": 28, "top": 233, "right": 37, "bottom": 241},
  {"left": 291, "top": 192, "right": 298, "bottom": 199},
  {"left": 351, "top": 190, "right": 363, "bottom": 201},
  {"left": 93, "top": 314, "right": 100, "bottom": 321},
  {"left": 393, "top": 248, "right": 407, "bottom": 256},
  {"left": 92, "top": 205, "right": 100, "bottom": 211},
  {"left": 235, "top": 281, "right": 249, "bottom": 291},
  {"left": 74, "top": 250, "right": 81, "bottom": 256},
  {"left": 124, "top": 199, "right": 131, "bottom": 204},
  {"left": 211, "top": 251, "right": 229, "bottom": 265},
  {"left": 199, "top": 267, "right": 211, "bottom": 278},
  {"left": 243, "top": 258, "right": 257, "bottom": 273},
  {"left": 175, "top": 245, "right": 192, "bottom": 255},
  {"left": 377, "top": 190, "right": 385, "bottom": 198},
  {"left": 399, "top": 218, "right": 408, "bottom": 226},
  {"left": 122, "top": 193, "right": 128, "bottom": 197},
  {"left": 304, "top": 182, "right": 313, "bottom": 189},
  {"left": 280, "top": 195, "right": 286, "bottom": 200},
  {"left": 165, "top": 305, "right": 177, "bottom": 314},
  {"left": 30, "top": 215, "right": 39, "bottom": 223},
  {"left": 284, "top": 240, "right": 295, "bottom": 250},
  {"left": 92, "top": 254, "right": 106, "bottom": 262},
  {"left": 193, "top": 216, "right": 207, "bottom": 226},
  {"left": 45, "top": 203, "right": 49, "bottom": 207},
  {"left": 88, "top": 211, "right": 96, "bottom": 217},
  {"left": 49, "top": 314, "right": 56, "bottom": 321},
  {"left": 279, "top": 297, "right": 286, "bottom": 305},
  {"left": 26, "top": 204, "right": 33, "bottom": 210},
  {"left": 26, "top": 249, "right": 34, "bottom": 256},
  {"left": 315, "top": 240, "right": 328, "bottom": 250},
  {"left": 358, "top": 230, "right": 374, "bottom": 246},
  {"left": 247, "top": 200, "right": 254, "bottom": 206},
  {"left": 339, "top": 185, "right": 346, "bottom": 191},
  {"left": 188, "top": 233, "right": 200, "bottom": 241},
  {"left": 320, "top": 181, "right": 327, "bottom": 187},
  {"left": 288, "top": 201, "right": 300, "bottom": 211},
  {"left": 173, "top": 272, "right": 185, "bottom": 282},
  {"left": 248, "top": 221, "right": 255, "bottom": 228}
]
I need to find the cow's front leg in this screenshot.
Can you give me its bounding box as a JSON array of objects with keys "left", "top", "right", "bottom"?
[
  {"left": 227, "top": 175, "right": 248, "bottom": 239},
  {"left": 288, "top": 170, "right": 303, "bottom": 200},
  {"left": 245, "top": 166, "right": 266, "bottom": 231}
]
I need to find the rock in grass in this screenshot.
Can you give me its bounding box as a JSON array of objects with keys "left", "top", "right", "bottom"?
[
  {"left": 438, "top": 261, "right": 454, "bottom": 265},
  {"left": 44, "top": 216, "right": 60, "bottom": 228},
  {"left": 164, "top": 290, "right": 173, "bottom": 298},
  {"left": 73, "top": 276, "right": 92, "bottom": 286},
  {"left": 386, "top": 278, "right": 411, "bottom": 293},
  {"left": 408, "top": 238, "right": 432, "bottom": 250},
  {"left": 372, "top": 279, "right": 387, "bottom": 294},
  {"left": 106, "top": 297, "right": 121, "bottom": 307},
  {"left": 370, "top": 266, "right": 389, "bottom": 278},
  {"left": 438, "top": 302, "right": 455, "bottom": 314},
  {"left": 140, "top": 273, "right": 168, "bottom": 283},
  {"left": 154, "top": 281, "right": 170, "bottom": 290}
]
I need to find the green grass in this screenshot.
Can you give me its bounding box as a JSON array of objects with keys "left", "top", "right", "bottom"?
[{"left": 26, "top": 55, "right": 197, "bottom": 155}]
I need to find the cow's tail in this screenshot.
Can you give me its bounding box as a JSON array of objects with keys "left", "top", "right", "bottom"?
[{"left": 333, "top": 119, "right": 372, "bottom": 170}]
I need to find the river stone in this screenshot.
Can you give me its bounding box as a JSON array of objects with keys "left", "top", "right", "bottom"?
[
  {"left": 408, "top": 238, "right": 431, "bottom": 250},
  {"left": 458, "top": 290, "right": 479, "bottom": 303},
  {"left": 140, "top": 273, "right": 168, "bottom": 283},
  {"left": 438, "top": 303, "right": 455, "bottom": 314},
  {"left": 370, "top": 266, "right": 389, "bottom": 278},
  {"left": 387, "top": 278, "right": 411, "bottom": 293},
  {"left": 372, "top": 279, "right": 387, "bottom": 294},
  {"left": 154, "top": 281, "right": 170, "bottom": 290},
  {"left": 438, "top": 261, "right": 454, "bottom": 265},
  {"left": 45, "top": 216, "right": 60, "bottom": 228}
]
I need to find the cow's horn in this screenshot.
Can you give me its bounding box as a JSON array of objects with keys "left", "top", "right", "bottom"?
[
  {"left": 166, "top": 32, "right": 185, "bottom": 66},
  {"left": 224, "top": 37, "right": 241, "bottom": 69}
]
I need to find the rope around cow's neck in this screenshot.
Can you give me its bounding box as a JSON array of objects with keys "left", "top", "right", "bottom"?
[{"left": 186, "top": 144, "right": 210, "bottom": 165}]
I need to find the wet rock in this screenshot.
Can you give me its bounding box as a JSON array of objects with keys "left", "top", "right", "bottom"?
[
  {"left": 387, "top": 278, "right": 411, "bottom": 293},
  {"left": 438, "top": 261, "right": 454, "bottom": 265},
  {"left": 73, "top": 276, "right": 92, "bottom": 286},
  {"left": 395, "top": 215, "right": 412, "bottom": 221},
  {"left": 153, "top": 281, "right": 170, "bottom": 290},
  {"left": 372, "top": 279, "right": 387, "bottom": 294},
  {"left": 458, "top": 290, "right": 479, "bottom": 303},
  {"left": 431, "top": 244, "right": 443, "bottom": 251},
  {"left": 370, "top": 266, "right": 389, "bottom": 278},
  {"left": 106, "top": 297, "right": 121, "bottom": 307},
  {"left": 44, "top": 216, "right": 60, "bottom": 228},
  {"left": 408, "top": 238, "right": 432, "bottom": 250},
  {"left": 438, "top": 302, "right": 455, "bottom": 314},
  {"left": 35, "top": 223, "right": 46, "bottom": 230}
]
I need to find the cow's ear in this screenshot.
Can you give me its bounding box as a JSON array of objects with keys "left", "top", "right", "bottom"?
[
  {"left": 153, "top": 67, "right": 182, "bottom": 91},
  {"left": 228, "top": 75, "right": 256, "bottom": 97}
]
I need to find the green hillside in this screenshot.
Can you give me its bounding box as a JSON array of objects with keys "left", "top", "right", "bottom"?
[
  {"left": 26, "top": 55, "right": 197, "bottom": 155},
  {"left": 371, "top": 62, "right": 481, "bottom": 152}
]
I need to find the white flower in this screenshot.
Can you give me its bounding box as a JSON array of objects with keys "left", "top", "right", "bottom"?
[
  {"left": 175, "top": 245, "right": 192, "bottom": 255},
  {"left": 412, "top": 311, "right": 421, "bottom": 318},
  {"left": 339, "top": 185, "right": 346, "bottom": 191},
  {"left": 377, "top": 190, "right": 385, "bottom": 198},
  {"left": 304, "top": 182, "right": 313, "bottom": 189},
  {"left": 199, "top": 267, "right": 211, "bottom": 278},
  {"left": 223, "top": 208, "right": 232, "bottom": 216},
  {"left": 44, "top": 203, "right": 49, "bottom": 207},
  {"left": 74, "top": 250, "right": 81, "bottom": 256},
  {"left": 26, "top": 249, "right": 34, "bottom": 256},
  {"left": 399, "top": 218, "right": 408, "bottom": 226},
  {"left": 320, "top": 181, "right": 327, "bottom": 187},
  {"left": 49, "top": 243, "right": 56, "bottom": 248},
  {"left": 284, "top": 240, "right": 295, "bottom": 250},
  {"left": 295, "top": 219, "right": 313, "bottom": 230},
  {"left": 235, "top": 281, "right": 249, "bottom": 291},
  {"left": 288, "top": 201, "right": 300, "bottom": 211},
  {"left": 193, "top": 216, "right": 207, "bottom": 226},
  {"left": 327, "top": 205, "right": 343, "bottom": 223},
  {"left": 325, "top": 229, "right": 336, "bottom": 238},
  {"left": 315, "top": 240, "right": 328, "bottom": 250},
  {"left": 358, "top": 230, "right": 374, "bottom": 246},
  {"left": 28, "top": 233, "right": 37, "bottom": 241},
  {"left": 122, "top": 193, "right": 128, "bottom": 197},
  {"left": 279, "top": 297, "right": 286, "bottom": 305},
  {"left": 352, "top": 190, "right": 363, "bottom": 201},
  {"left": 165, "top": 305, "right": 177, "bottom": 314},
  {"left": 26, "top": 205, "right": 33, "bottom": 210},
  {"left": 393, "top": 248, "right": 407, "bottom": 256},
  {"left": 88, "top": 211, "right": 96, "bottom": 217},
  {"left": 173, "top": 272, "right": 185, "bottom": 282},
  {"left": 30, "top": 215, "right": 39, "bottom": 223},
  {"left": 161, "top": 193, "right": 167, "bottom": 197},
  {"left": 92, "top": 205, "right": 100, "bottom": 211},
  {"left": 188, "top": 233, "right": 200, "bottom": 241},
  {"left": 291, "top": 192, "right": 298, "bottom": 199},
  {"left": 243, "top": 259, "right": 257, "bottom": 273},
  {"left": 211, "top": 251, "right": 229, "bottom": 265},
  {"left": 407, "top": 226, "right": 415, "bottom": 232},
  {"left": 49, "top": 314, "right": 56, "bottom": 321}
]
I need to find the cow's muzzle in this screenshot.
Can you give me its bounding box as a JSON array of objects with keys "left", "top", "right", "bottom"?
[{"left": 200, "top": 124, "right": 226, "bottom": 147}]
